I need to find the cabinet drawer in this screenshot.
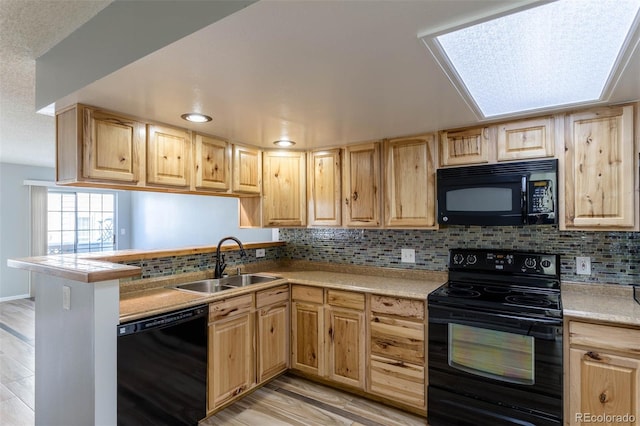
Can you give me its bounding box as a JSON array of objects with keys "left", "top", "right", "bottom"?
[
  {"left": 369, "top": 355, "right": 425, "bottom": 409},
  {"left": 371, "top": 295, "right": 424, "bottom": 320},
  {"left": 371, "top": 316, "right": 424, "bottom": 365},
  {"left": 569, "top": 321, "right": 640, "bottom": 355},
  {"left": 256, "top": 284, "right": 289, "bottom": 308},
  {"left": 327, "top": 289, "right": 364, "bottom": 310},
  {"left": 209, "top": 294, "right": 253, "bottom": 322},
  {"left": 291, "top": 285, "right": 323, "bottom": 304}
]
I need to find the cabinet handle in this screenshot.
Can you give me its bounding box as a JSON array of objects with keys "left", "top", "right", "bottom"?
[
  {"left": 599, "top": 392, "right": 607, "bottom": 403},
  {"left": 352, "top": 191, "right": 358, "bottom": 201},
  {"left": 345, "top": 198, "right": 349, "bottom": 205}
]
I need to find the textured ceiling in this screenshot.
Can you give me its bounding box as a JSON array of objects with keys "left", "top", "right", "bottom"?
[{"left": 0, "top": 0, "right": 111, "bottom": 167}]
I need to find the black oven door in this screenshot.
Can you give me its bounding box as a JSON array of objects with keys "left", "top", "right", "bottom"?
[
  {"left": 437, "top": 171, "right": 526, "bottom": 226},
  {"left": 428, "top": 304, "right": 563, "bottom": 426}
]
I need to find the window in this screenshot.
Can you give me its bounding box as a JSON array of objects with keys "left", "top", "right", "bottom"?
[{"left": 47, "top": 191, "right": 116, "bottom": 254}]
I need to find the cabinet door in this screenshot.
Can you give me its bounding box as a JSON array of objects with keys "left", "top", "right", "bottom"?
[
  {"left": 262, "top": 151, "right": 306, "bottom": 227},
  {"left": 290, "top": 301, "right": 324, "bottom": 377},
  {"left": 439, "top": 127, "right": 491, "bottom": 166},
  {"left": 343, "top": 142, "right": 381, "bottom": 227},
  {"left": 256, "top": 302, "right": 289, "bottom": 383},
  {"left": 569, "top": 348, "right": 640, "bottom": 426},
  {"left": 208, "top": 312, "right": 254, "bottom": 411},
  {"left": 194, "top": 134, "right": 231, "bottom": 191},
  {"left": 564, "top": 105, "right": 637, "bottom": 230},
  {"left": 369, "top": 355, "right": 425, "bottom": 410},
  {"left": 383, "top": 134, "right": 437, "bottom": 228},
  {"left": 82, "top": 108, "right": 144, "bottom": 182},
  {"left": 326, "top": 307, "right": 365, "bottom": 389},
  {"left": 308, "top": 149, "right": 341, "bottom": 226},
  {"left": 233, "top": 145, "right": 262, "bottom": 194},
  {"left": 147, "top": 124, "right": 191, "bottom": 187},
  {"left": 497, "top": 116, "right": 554, "bottom": 161}
]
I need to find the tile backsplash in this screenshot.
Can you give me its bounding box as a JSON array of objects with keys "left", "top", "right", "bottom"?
[{"left": 279, "top": 226, "right": 640, "bottom": 285}]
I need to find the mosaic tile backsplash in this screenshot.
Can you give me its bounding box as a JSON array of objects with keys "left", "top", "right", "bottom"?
[
  {"left": 279, "top": 226, "right": 640, "bottom": 285},
  {"left": 120, "top": 246, "right": 286, "bottom": 279}
]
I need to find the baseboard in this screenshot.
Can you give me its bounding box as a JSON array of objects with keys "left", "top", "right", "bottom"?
[{"left": 0, "top": 293, "right": 31, "bottom": 303}]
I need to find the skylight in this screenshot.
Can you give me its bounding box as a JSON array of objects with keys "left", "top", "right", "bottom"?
[{"left": 419, "top": 0, "right": 640, "bottom": 118}]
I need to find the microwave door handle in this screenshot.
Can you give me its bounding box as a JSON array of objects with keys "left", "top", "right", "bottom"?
[{"left": 521, "top": 176, "right": 528, "bottom": 224}]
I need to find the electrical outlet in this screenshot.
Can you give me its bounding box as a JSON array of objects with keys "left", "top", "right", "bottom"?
[
  {"left": 62, "top": 285, "right": 71, "bottom": 310},
  {"left": 401, "top": 248, "right": 416, "bottom": 263},
  {"left": 576, "top": 256, "right": 591, "bottom": 275},
  {"left": 256, "top": 248, "right": 266, "bottom": 258}
]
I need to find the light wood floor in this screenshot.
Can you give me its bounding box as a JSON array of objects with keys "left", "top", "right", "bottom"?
[{"left": 0, "top": 298, "right": 426, "bottom": 426}]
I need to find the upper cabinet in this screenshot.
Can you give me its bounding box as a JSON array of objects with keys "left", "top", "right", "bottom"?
[
  {"left": 439, "top": 126, "right": 491, "bottom": 166},
  {"left": 233, "top": 145, "right": 262, "bottom": 194},
  {"left": 56, "top": 105, "right": 145, "bottom": 185},
  {"left": 194, "top": 134, "right": 231, "bottom": 192},
  {"left": 383, "top": 134, "right": 437, "bottom": 228},
  {"left": 563, "top": 104, "right": 638, "bottom": 230},
  {"left": 146, "top": 124, "right": 191, "bottom": 187},
  {"left": 262, "top": 150, "right": 306, "bottom": 227},
  {"left": 342, "top": 142, "right": 381, "bottom": 227},
  {"left": 308, "top": 149, "right": 342, "bottom": 227},
  {"left": 497, "top": 116, "right": 554, "bottom": 161}
]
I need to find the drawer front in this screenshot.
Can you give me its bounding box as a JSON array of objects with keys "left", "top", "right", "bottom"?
[
  {"left": 369, "top": 355, "right": 425, "bottom": 410},
  {"left": 370, "top": 315, "right": 425, "bottom": 365},
  {"left": 569, "top": 321, "right": 640, "bottom": 355},
  {"left": 371, "top": 295, "right": 425, "bottom": 320},
  {"left": 256, "top": 284, "right": 289, "bottom": 308},
  {"left": 209, "top": 293, "right": 253, "bottom": 322},
  {"left": 291, "top": 285, "right": 323, "bottom": 304},
  {"left": 327, "top": 289, "right": 365, "bottom": 310}
]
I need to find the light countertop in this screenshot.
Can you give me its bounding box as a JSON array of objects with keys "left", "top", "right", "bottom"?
[{"left": 562, "top": 281, "right": 640, "bottom": 328}]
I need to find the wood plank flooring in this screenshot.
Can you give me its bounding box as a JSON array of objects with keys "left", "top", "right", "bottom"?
[{"left": 0, "top": 298, "right": 427, "bottom": 426}]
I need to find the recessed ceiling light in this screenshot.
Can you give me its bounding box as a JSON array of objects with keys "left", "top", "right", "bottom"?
[
  {"left": 419, "top": 0, "right": 640, "bottom": 118},
  {"left": 181, "top": 113, "right": 212, "bottom": 123},
  {"left": 273, "top": 139, "right": 296, "bottom": 147}
]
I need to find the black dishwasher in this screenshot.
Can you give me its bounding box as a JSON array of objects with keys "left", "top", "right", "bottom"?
[{"left": 117, "top": 305, "right": 208, "bottom": 426}]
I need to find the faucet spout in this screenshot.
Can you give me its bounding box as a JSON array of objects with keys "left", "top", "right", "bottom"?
[{"left": 214, "top": 236, "right": 247, "bottom": 278}]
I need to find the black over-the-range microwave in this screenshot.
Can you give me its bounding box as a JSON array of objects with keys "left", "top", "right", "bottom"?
[{"left": 436, "top": 159, "right": 558, "bottom": 226}]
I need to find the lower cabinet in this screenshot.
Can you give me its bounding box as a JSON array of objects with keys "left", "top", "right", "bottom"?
[
  {"left": 207, "top": 285, "right": 290, "bottom": 414},
  {"left": 568, "top": 320, "right": 640, "bottom": 426},
  {"left": 290, "top": 285, "right": 325, "bottom": 377},
  {"left": 368, "top": 295, "right": 426, "bottom": 412}
]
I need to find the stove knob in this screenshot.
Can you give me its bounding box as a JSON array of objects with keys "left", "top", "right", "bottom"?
[
  {"left": 524, "top": 257, "right": 537, "bottom": 269},
  {"left": 466, "top": 255, "right": 477, "bottom": 265},
  {"left": 541, "top": 259, "right": 552, "bottom": 268},
  {"left": 453, "top": 254, "right": 464, "bottom": 264}
]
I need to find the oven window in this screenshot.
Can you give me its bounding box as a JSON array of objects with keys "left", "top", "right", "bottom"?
[
  {"left": 448, "top": 323, "right": 535, "bottom": 385},
  {"left": 446, "top": 187, "right": 513, "bottom": 212}
]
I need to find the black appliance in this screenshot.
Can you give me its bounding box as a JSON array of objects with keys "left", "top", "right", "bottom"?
[
  {"left": 437, "top": 159, "right": 558, "bottom": 226},
  {"left": 117, "top": 305, "right": 208, "bottom": 426},
  {"left": 428, "top": 249, "right": 563, "bottom": 426}
]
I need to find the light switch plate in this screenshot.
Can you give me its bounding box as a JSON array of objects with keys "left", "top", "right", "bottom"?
[
  {"left": 401, "top": 248, "right": 416, "bottom": 263},
  {"left": 256, "top": 248, "right": 266, "bottom": 258},
  {"left": 62, "top": 285, "right": 71, "bottom": 310},
  {"left": 576, "top": 256, "right": 591, "bottom": 275}
]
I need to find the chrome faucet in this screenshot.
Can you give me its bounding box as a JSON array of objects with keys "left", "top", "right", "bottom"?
[{"left": 214, "top": 236, "right": 247, "bottom": 278}]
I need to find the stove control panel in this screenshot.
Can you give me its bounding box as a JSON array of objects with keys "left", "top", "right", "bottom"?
[{"left": 449, "top": 249, "right": 558, "bottom": 277}]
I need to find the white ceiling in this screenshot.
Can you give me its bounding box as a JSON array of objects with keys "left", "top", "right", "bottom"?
[{"left": 3, "top": 0, "right": 640, "bottom": 168}]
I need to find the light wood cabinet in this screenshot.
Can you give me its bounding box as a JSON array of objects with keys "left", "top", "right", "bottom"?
[
  {"left": 290, "top": 285, "right": 325, "bottom": 377},
  {"left": 262, "top": 151, "right": 306, "bottom": 227},
  {"left": 383, "top": 134, "right": 437, "bottom": 228},
  {"left": 256, "top": 285, "right": 289, "bottom": 383},
  {"left": 563, "top": 104, "right": 638, "bottom": 230},
  {"left": 208, "top": 294, "right": 254, "bottom": 412},
  {"left": 194, "top": 134, "right": 231, "bottom": 192},
  {"left": 56, "top": 105, "right": 145, "bottom": 185},
  {"left": 146, "top": 123, "right": 191, "bottom": 187},
  {"left": 439, "top": 126, "right": 491, "bottom": 166},
  {"left": 233, "top": 145, "right": 262, "bottom": 194},
  {"left": 368, "top": 295, "right": 426, "bottom": 412},
  {"left": 568, "top": 321, "right": 640, "bottom": 425},
  {"left": 342, "top": 142, "right": 381, "bottom": 227},
  {"left": 308, "top": 149, "right": 342, "bottom": 226},
  {"left": 497, "top": 116, "right": 554, "bottom": 161},
  {"left": 325, "top": 290, "right": 365, "bottom": 389}
]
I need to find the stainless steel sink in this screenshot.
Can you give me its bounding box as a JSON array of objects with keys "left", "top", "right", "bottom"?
[{"left": 170, "top": 274, "right": 278, "bottom": 294}]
